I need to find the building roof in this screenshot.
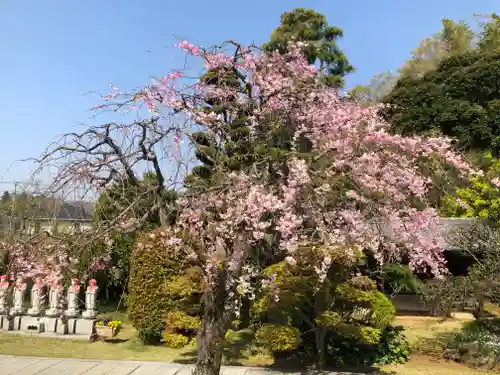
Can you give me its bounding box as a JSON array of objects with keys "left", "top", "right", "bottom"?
[{"left": 30, "top": 201, "right": 94, "bottom": 221}]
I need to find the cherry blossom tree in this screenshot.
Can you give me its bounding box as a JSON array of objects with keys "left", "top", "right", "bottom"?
[{"left": 34, "top": 40, "right": 472, "bottom": 375}]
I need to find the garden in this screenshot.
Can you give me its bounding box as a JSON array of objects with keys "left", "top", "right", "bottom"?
[{"left": 2, "top": 7, "right": 500, "bottom": 375}]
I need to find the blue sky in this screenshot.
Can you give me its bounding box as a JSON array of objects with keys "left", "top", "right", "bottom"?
[{"left": 0, "top": 0, "right": 498, "bottom": 186}]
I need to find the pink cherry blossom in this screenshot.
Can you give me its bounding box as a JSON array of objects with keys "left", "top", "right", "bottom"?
[{"left": 78, "top": 41, "right": 472, "bottom": 313}]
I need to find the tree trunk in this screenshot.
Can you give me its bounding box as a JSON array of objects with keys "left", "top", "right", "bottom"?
[
  {"left": 314, "top": 327, "right": 326, "bottom": 370},
  {"left": 474, "top": 294, "right": 485, "bottom": 320},
  {"left": 192, "top": 281, "right": 228, "bottom": 375}
]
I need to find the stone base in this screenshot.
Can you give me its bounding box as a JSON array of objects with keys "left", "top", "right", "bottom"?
[
  {"left": 11, "top": 309, "right": 25, "bottom": 316},
  {"left": 56, "top": 321, "right": 68, "bottom": 334},
  {"left": 75, "top": 319, "right": 96, "bottom": 338},
  {"left": 13, "top": 316, "right": 22, "bottom": 330},
  {"left": 40, "top": 317, "right": 58, "bottom": 333},
  {"left": 64, "top": 309, "right": 79, "bottom": 318},
  {"left": 0, "top": 315, "right": 13, "bottom": 330},
  {"left": 45, "top": 308, "right": 61, "bottom": 317},
  {"left": 21, "top": 316, "right": 45, "bottom": 333},
  {"left": 67, "top": 318, "right": 78, "bottom": 334},
  {"left": 27, "top": 309, "right": 41, "bottom": 316},
  {"left": 82, "top": 310, "right": 96, "bottom": 319}
]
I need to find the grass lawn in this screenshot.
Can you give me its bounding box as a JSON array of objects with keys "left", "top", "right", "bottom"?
[
  {"left": 381, "top": 354, "right": 498, "bottom": 375},
  {"left": 0, "top": 311, "right": 498, "bottom": 374},
  {"left": 394, "top": 312, "right": 474, "bottom": 346}
]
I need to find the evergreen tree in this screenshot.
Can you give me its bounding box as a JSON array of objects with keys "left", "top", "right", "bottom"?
[
  {"left": 263, "top": 8, "right": 353, "bottom": 88},
  {"left": 1, "top": 191, "right": 10, "bottom": 204},
  {"left": 382, "top": 52, "right": 500, "bottom": 154}
]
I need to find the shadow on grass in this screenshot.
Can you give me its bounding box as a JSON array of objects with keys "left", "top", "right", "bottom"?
[
  {"left": 103, "top": 338, "right": 131, "bottom": 344},
  {"left": 173, "top": 330, "right": 394, "bottom": 374}
]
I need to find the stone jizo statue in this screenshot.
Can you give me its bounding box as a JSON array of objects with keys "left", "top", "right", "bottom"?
[
  {"left": 0, "top": 275, "right": 9, "bottom": 315},
  {"left": 64, "top": 279, "right": 80, "bottom": 318},
  {"left": 11, "top": 276, "right": 27, "bottom": 315},
  {"left": 27, "top": 277, "right": 44, "bottom": 316},
  {"left": 46, "top": 281, "right": 62, "bottom": 317},
  {"left": 82, "top": 279, "right": 98, "bottom": 319}
]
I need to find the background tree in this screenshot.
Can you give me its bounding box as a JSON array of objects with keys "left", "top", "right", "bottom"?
[
  {"left": 347, "top": 72, "right": 398, "bottom": 106},
  {"left": 350, "top": 15, "right": 500, "bottom": 107},
  {"left": 381, "top": 52, "right": 500, "bottom": 154},
  {"left": 36, "top": 118, "right": 185, "bottom": 231},
  {"left": 1, "top": 191, "right": 10, "bottom": 205},
  {"left": 263, "top": 8, "right": 353, "bottom": 88},
  {"left": 398, "top": 18, "right": 474, "bottom": 79},
  {"left": 440, "top": 153, "right": 500, "bottom": 222},
  {"left": 477, "top": 13, "right": 500, "bottom": 53}
]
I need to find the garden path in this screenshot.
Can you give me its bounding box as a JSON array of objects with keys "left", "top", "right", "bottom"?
[{"left": 0, "top": 355, "right": 361, "bottom": 375}]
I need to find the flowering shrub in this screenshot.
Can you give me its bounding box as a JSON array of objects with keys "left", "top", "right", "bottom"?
[{"left": 0, "top": 230, "right": 116, "bottom": 286}]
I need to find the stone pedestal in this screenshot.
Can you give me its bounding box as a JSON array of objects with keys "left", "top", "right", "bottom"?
[
  {"left": 45, "top": 309, "right": 61, "bottom": 318},
  {"left": 68, "top": 318, "right": 78, "bottom": 334},
  {"left": 13, "top": 316, "right": 22, "bottom": 330},
  {"left": 82, "top": 310, "right": 97, "bottom": 319},
  {"left": 56, "top": 321, "right": 68, "bottom": 334},
  {"left": 75, "top": 318, "right": 96, "bottom": 338},
  {"left": 21, "top": 316, "right": 45, "bottom": 333},
  {"left": 1, "top": 316, "right": 13, "bottom": 331},
  {"left": 27, "top": 308, "right": 41, "bottom": 317},
  {"left": 41, "top": 317, "right": 58, "bottom": 333}
]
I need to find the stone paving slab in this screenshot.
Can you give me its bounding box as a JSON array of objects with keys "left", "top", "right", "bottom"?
[
  {"left": 0, "top": 355, "right": 365, "bottom": 375},
  {"left": 1, "top": 330, "right": 91, "bottom": 340}
]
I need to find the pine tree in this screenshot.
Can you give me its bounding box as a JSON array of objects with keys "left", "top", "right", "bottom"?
[{"left": 263, "top": 8, "right": 353, "bottom": 88}]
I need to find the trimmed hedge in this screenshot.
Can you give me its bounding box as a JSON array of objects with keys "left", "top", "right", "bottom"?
[{"left": 127, "top": 230, "right": 201, "bottom": 344}]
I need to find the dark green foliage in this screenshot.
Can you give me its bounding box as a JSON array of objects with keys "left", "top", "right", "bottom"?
[
  {"left": 380, "top": 264, "right": 422, "bottom": 295},
  {"left": 382, "top": 52, "right": 500, "bottom": 154},
  {"left": 326, "top": 325, "right": 410, "bottom": 367},
  {"left": 263, "top": 8, "right": 353, "bottom": 88},
  {"left": 184, "top": 66, "right": 253, "bottom": 189},
  {"left": 127, "top": 230, "right": 201, "bottom": 344},
  {"left": 1, "top": 191, "right": 10, "bottom": 204},
  {"left": 94, "top": 173, "right": 178, "bottom": 228}
]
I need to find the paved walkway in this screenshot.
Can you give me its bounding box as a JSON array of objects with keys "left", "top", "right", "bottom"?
[{"left": 0, "top": 355, "right": 360, "bottom": 375}]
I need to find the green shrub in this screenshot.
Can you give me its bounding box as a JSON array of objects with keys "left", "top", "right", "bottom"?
[
  {"left": 163, "top": 332, "right": 189, "bottom": 348},
  {"left": 255, "top": 324, "right": 300, "bottom": 352},
  {"left": 165, "top": 311, "right": 201, "bottom": 331},
  {"left": 254, "top": 260, "right": 399, "bottom": 367},
  {"left": 373, "top": 325, "right": 411, "bottom": 365},
  {"left": 380, "top": 264, "right": 422, "bottom": 294},
  {"left": 327, "top": 325, "right": 410, "bottom": 367},
  {"left": 127, "top": 230, "right": 201, "bottom": 344}
]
